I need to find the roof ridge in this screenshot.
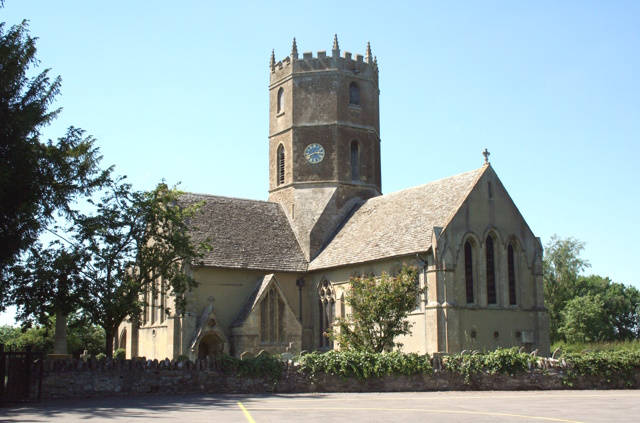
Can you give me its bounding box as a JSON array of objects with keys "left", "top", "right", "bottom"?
[
  {"left": 181, "top": 191, "right": 275, "bottom": 205},
  {"left": 365, "top": 167, "right": 484, "bottom": 203}
]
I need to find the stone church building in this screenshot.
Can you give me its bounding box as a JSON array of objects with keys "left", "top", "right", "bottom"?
[{"left": 117, "top": 37, "right": 550, "bottom": 360}]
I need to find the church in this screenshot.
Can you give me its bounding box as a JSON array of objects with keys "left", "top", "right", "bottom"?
[{"left": 117, "top": 36, "right": 550, "bottom": 360}]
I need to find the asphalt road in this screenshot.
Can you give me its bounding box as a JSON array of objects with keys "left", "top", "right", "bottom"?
[{"left": 2, "top": 390, "right": 639, "bottom": 422}]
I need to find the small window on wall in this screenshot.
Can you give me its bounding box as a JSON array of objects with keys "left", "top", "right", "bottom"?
[
  {"left": 277, "top": 87, "right": 284, "bottom": 114},
  {"left": 277, "top": 144, "right": 285, "bottom": 186},
  {"left": 349, "top": 82, "right": 360, "bottom": 106},
  {"left": 260, "top": 287, "right": 285, "bottom": 344}
]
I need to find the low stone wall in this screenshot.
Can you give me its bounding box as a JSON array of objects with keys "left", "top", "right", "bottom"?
[{"left": 41, "top": 358, "right": 640, "bottom": 399}]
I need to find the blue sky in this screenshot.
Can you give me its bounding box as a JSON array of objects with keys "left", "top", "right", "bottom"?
[{"left": 2, "top": 1, "right": 639, "bottom": 324}]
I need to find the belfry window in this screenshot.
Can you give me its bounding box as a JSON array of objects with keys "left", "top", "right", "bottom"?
[
  {"left": 318, "top": 278, "right": 335, "bottom": 349},
  {"left": 277, "top": 144, "right": 285, "bottom": 186},
  {"left": 464, "top": 241, "right": 474, "bottom": 304},
  {"left": 486, "top": 235, "right": 497, "bottom": 304},
  {"left": 349, "top": 82, "right": 360, "bottom": 106},
  {"left": 277, "top": 87, "right": 284, "bottom": 114},
  {"left": 350, "top": 140, "right": 360, "bottom": 181},
  {"left": 508, "top": 244, "right": 517, "bottom": 305},
  {"left": 260, "top": 287, "right": 285, "bottom": 344}
]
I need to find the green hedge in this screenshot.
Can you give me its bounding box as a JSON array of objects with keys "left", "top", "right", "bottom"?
[
  {"left": 442, "top": 348, "right": 530, "bottom": 383},
  {"left": 299, "top": 350, "right": 432, "bottom": 380},
  {"left": 563, "top": 350, "right": 640, "bottom": 385}
]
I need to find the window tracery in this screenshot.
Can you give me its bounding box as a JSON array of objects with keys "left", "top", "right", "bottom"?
[
  {"left": 260, "top": 287, "right": 285, "bottom": 344},
  {"left": 318, "top": 278, "right": 335, "bottom": 349}
]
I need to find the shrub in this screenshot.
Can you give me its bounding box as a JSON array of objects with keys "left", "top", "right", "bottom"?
[
  {"left": 114, "top": 348, "right": 126, "bottom": 360},
  {"left": 238, "top": 354, "right": 284, "bottom": 380},
  {"left": 95, "top": 353, "right": 106, "bottom": 361}
]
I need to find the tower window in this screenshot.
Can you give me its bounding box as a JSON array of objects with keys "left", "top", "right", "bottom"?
[
  {"left": 277, "top": 87, "right": 284, "bottom": 114},
  {"left": 464, "top": 240, "right": 474, "bottom": 304},
  {"left": 486, "top": 235, "right": 497, "bottom": 304},
  {"left": 277, "top": 144, "right": 285, "bottom": 186},
  {"left": 508, "top": 243, "right": 517, "bottom": 305},
  {"left": 350, "top": 140, "right": 360, "bottom": 181},
  {"left": 349, "top": 82, "right": 360, "bottom": 106}
]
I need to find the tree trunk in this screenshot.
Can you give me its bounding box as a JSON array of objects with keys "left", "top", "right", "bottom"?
[
  {"left": 53, "top": 312, "right": 68, "bottom": 354},
  {"left": 105, "top": 328, "right": 115, "bottom": 358}
]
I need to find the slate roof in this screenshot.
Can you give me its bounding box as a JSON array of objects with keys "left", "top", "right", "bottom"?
[
  {"left": 180, "top": 194, "right": 308, "bottom": 272},
  {"left": 308, "top": 167, "right": 486, "bottom": 270}
]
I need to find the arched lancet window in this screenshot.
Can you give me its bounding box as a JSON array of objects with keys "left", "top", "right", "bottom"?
[
  {"left": 277, "top": 144, "right": 285, "bottom": 186},
  {"left": 118, "top": 329, "right": 127, "bottom": 352},
  {"left": 508, "top": 243, "right": 517, "bottom": 305},
  {"left": 277, "top": 87, "right": 284, "bottom": 114},
  {"left": 390, "top": 262, "right": 402, "bottom": 277},
  {"left": 260, "top": 286, "right": 285, "bottom": 344},
  {"left": 486, "top": 235, "right": 497, "bottom": 304},
  {"left": 350, "top": 140, "right": 360, "bottom": 181},
  {"left": 363, "top": 267, "right": 375, "bottom": 278},
  {"left": 318, "top": 278, "right": 335, "bottom": 349},
  {"left": 349, "top": 82, "right": 360, "bottom": 106},
  {"left": 408, "top": 260, "right": 421, "bottom": 310},
  {"left": 464, "top": 240, "right": 475, "bottom": 304},
  {"left": 488, "top": 181, "right": 493, "bottom": 199}
]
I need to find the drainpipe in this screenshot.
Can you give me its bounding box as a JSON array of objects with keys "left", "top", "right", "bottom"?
[
  {"left": 296, "top": 278, "right": 305, "bottom": 324},
  {"left": 416, "top": 255, "right": 428, "bottom": 354}
]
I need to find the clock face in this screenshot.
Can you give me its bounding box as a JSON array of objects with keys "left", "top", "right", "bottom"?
[{"left": 304, "top": 143, "right": 325, "bottom": 164}]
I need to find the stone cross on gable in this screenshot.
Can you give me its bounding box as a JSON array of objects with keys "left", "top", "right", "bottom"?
[
  {"left": 483, "top": 148, "right": 490, "bottom": 164},
  {"left": 80, "top": 350, "right": 91, "bottom": 362}
]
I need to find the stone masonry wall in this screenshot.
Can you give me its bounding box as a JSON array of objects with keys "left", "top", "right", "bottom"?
[{"left": 41, "top": 358, "right": 640, "bottom": 399}]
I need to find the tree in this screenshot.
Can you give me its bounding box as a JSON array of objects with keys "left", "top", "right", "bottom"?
[
  {"left": 0, "top": 313, "right": 105, "bottom": 357},
  {"left": 71, "top": 179, "right": 209, "bottom": 357},
  {"left": 0, "top": 21, "right": 109, "bottom": 288},
  {"left": 543, "top": 235, "right": 590, "bottom": 343},
  {"left": 9, "top": 241, "right": 85, "bottom": 354},
  {"left": 559, "top": 294, "right": 609, "bottom": 343},
  {"left": 574, "top": 275, "right": 640, "bottom": 340},
  {"left": 328, "top": 265, "right": 423, "bottom": 353}
]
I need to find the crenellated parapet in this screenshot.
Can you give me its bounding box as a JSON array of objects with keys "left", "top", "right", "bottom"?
[{"left": 270, "top": 35, "right": 379, "bottom": 89}]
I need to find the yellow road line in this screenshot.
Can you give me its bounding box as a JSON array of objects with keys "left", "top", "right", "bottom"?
[
  {"left": 237, "top": 401, "right": 256, "bottom": 423},
  {"left": 245, "top": 406, "right": 583, "bottom": 422}
]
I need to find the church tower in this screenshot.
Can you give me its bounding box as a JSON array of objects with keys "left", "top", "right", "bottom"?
[{"left": 268, "top": 36, "right": 382, "bottom": 260}]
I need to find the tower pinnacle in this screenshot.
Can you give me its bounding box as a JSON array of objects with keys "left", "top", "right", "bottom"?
[
  {"left": 291, "top": 37, "right": 298, "bottom": 59},
  {"left": 332, "top": 34, "right": 340, "bottom": 57},
  {"left": 365, "top": 42, "right": 372, "bottom": 63},
  {"left": 270, "top": 49, "right": 275, "bottom": 71}
]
